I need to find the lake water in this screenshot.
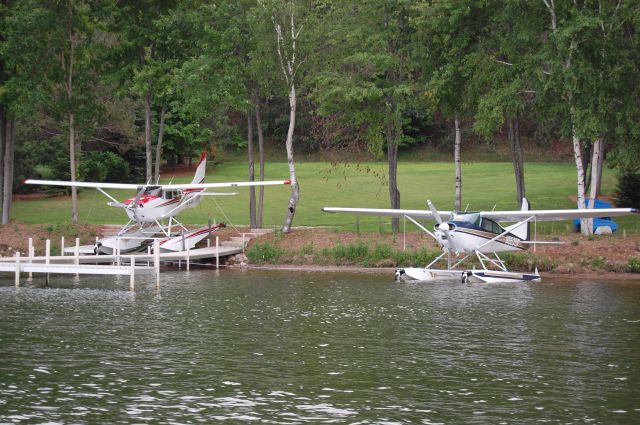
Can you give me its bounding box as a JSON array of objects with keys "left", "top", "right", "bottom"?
[{"left": 0, "top": 269, "right": 639, "bottom": 424}]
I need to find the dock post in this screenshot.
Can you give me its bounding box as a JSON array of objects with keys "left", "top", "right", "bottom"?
[
  {"left": 154, "top": 239, "right": 160, "bottom": 289},
  {"left": 216, "top": 236, "right": 219, "bottom": 270},
  {"left": 242, "top": 233, "right": 246, "bottom": 253},
  {"left": 28, "top": 238, "right": 33, "bottom": 279},
  {"left": 129, "top": 256, "right": 135, "bottom": 290},
  {"left": 74, "top": 238, "right": 80, "bottom": 277},
  {"left": 147, "top": 246, "right": 151, "bottom": 266},
  {"left": 14, "top": 251, "right": 20, "bottom": 287},
  {"left": 45, "top": 239, "right": 50, "bottom": 286},
  {"left": 116, "top": 238, "right": 121, "bottom": 266},
  {"left": 74, "top": 238, "right": 80, "bottom": 265},
  {"left": 186, "top": 247, "right": 190, "bottom": 271},
  {"left": 61, "top": 236, "right": 65, "bottom": 256}
]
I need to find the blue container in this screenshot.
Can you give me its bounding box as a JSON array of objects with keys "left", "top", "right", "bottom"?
[{"left": 573, "top": 199, "right": 618, "bottom": 233}]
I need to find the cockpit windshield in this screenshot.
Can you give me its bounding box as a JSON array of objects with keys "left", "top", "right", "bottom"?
[
  {"left": 450, "top": 212, "right": 481, "bottom": 227},
  {"left": 137, "top": 186, "right": 162, "bottom": 196}
]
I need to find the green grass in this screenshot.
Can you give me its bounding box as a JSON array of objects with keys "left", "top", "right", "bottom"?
[{"left": 10, "top": 160, "right": 639, "bottom": 234}]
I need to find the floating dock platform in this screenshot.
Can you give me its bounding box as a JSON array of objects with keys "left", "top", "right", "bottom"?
[{"left": 0, "top": 230, "right": 270, "bottom": 289}]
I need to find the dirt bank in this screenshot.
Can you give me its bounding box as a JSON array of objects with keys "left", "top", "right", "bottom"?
[
  {"left": 245, "top": 227, "right": 640, "bottom": 276},
  {"left": 1, "top": 223, "right": 639, "bottom": 277}
]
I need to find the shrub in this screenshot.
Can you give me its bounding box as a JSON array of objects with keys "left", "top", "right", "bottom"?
[
  {"left": 246, "top": 242, "right": 284, "bottom": 263},
  {"left": 300, "top": 242, "right": 314, "bottom": 256},
  {"left": 332, "top": 241, "right": 369, "bottom": 263},
  {"left": 628, "top": 257, "right": 640, "bottom": 273},
  {"left": 614, "top": 169, "right": 640, "bottom": 208},
  {"left": 79, "top": 151, "right": 130, "bottom": 183}
]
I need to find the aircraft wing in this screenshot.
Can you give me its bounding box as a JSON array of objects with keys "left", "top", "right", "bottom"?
[
  {"left": 24, "top": 179, "right": 291, "bottom": 190},
  {"left": 159, "top": 180, "right": 290, "bottom": 189},
  {"left": 24, "top": 179, "right": 140, "bottom": 190},
  {"left": 481, "top": 208, "right": 638, "bottom": 222},
  {"left": 322, "top": 207, "right": 450, "bottom": 220}
]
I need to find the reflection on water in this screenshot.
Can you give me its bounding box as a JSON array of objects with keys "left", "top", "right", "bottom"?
[{"left": 0, "top": 270, "right": 639, "bottom": 423}]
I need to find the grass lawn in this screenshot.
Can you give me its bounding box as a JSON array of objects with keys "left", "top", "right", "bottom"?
[{"left": 11, "top": 161, "right": 638, "bottom": 234}]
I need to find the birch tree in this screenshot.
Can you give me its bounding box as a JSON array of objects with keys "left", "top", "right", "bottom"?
[
  {"left": 262, "top": 0, "right": 304, "bottom": 233},
  {"left": 540, "top": 0, "right": 636, "bottom": 235}
]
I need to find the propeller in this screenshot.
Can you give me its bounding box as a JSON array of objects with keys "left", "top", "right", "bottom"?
[
  {"left": 427, "top": 199, "right": 456, "bottom": 253},
  {"left": 427, "top": 199, "right": 443, "bottom": 224},
  {"left": 127, "top": 187, "right": 146, "bottom": 222}
]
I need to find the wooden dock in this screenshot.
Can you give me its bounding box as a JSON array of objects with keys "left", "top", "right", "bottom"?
[{"left": 0, "top": 234, "right": 251, "bottom": 289}]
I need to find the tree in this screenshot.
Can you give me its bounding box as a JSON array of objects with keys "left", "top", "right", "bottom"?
[
  {"left": 3, "top": 0, "right": 101, "bottom": 224},
  {"left": 539, "top": 0, "right": 640, "bottom": 235},
  {"left": 0, "top": 0, "right": 12, "bottom": 224},
  {"left": 261, "top": 0, "right": 306, "bottom": 233},
  {"left": 312, "top": 1, "right": 416, "bottom": 233},
  {"left": 413, "top": 0, "right": 490, "bottom": 212},
  {"left": 107, "top": 0, "right": 177, "bottom": 182},
  {"left": 472, "top": 0, "right": 544, "bottom": 206}
]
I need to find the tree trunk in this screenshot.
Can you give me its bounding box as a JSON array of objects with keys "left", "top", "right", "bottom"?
[
  {"left": 386, "top": 122, "right": 400, "bottom": 233},
  {"left": 570, "top": 114, "right": 591, "bottom": 236},
  {"left": 247, "top": 111, "right": 256, "bottom": 229},
  {"left": 153, "top": 103, "right": 167, "bottom": 183},
  {"left": 584, "top": 138, "right": 604, "bottom": 232},
  {"left": 591, "top": 138, "right": 604, "bottom": 199},
  {"left": 0, "top": 106, "right": 5, "bottom": 206},
  {"left": 507, "top": 113, "right": 526, "bottom": 206},
  {"left": 144, "top": 87, "right": 153, "bottom": 183},
  {"left": 282, "top": 84, "right": 300, "bottom": 233},
  {"left": 69, "top": 112, "right": 78, "bottom": 224},
  {"left": 454, "top": 115, "right": 462, "bottom": 212},
  {"left": 1, "top": 115, "right": 14, "bottom": 225},
  {"left": 254, "top": 95, "right": 265, "bottom": 228}
]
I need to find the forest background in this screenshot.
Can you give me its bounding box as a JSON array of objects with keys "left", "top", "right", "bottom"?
[{"left": 1, "top": 0, "right": 639, "bottom": 235}]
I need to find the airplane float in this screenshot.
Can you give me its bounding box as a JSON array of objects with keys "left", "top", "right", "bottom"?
[
  {"left": 25, "top": 152, "right": 290, "bottom": 254},
  {"left": 323, "top": 199, "right": 638, "bottom": 283}
]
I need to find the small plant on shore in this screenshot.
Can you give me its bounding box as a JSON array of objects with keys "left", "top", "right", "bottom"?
[
  {"left": 590, "top": 256, "right": 607, "bottom": 270},
  {"left": 332, "top": 241, "right": 369, "bottom": 263},
  {"left": 502, "top": 252, "right": 557, "bottom": 272},
  {"left": 44, "top": 223, "right": 79, "bottom": 237},
  {"left": 300, "top": 242, "right": 314, "bottom": 256},
  {"left": 628, "top": 257, "right": 640, "bottom": 273},
  {"left": 246, "top": 242, "right": 284, "bottom": 264}
]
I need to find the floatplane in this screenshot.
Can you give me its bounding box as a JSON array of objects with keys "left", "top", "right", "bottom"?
[
  {"left": 25, "top": 152, "right": 290, "bottom": 254},
  {"left": 323, "top": 199, "right": 637, "bottom": 283}
]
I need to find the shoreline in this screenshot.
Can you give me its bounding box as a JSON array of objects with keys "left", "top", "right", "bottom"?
[
  {"left": 0, "top": 222, "right": 639, "bottom": 280},
  {"left": 228, "top": 263, "right": 640, "bottom": 281}
]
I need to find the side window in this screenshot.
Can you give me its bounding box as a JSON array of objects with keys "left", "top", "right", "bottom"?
[{"left": 481, "top": 218, "right": 502, "bottom": 234}]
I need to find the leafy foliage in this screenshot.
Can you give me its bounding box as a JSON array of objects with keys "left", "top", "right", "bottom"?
[
  {"left": 79, "top": 151, "right": 130, "bottom": 183},
  {"left": 614, "top": 170, "right": 640, "bottom": 209}
]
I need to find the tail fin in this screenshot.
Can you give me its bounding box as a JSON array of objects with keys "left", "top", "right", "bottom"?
[
  {"left": 191, "top": 151, "right": 207, "bottom": 184},
  {"left": 509, "top": 197, "right": 531, "bottom": 241}
]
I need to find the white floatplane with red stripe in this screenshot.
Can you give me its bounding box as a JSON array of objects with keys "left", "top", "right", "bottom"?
[
  {"left": 25, "top": 152, "right": 290, "bottom": 254},
  {"left": 323, "top": 199, "right": 637, "bottom": 283}
]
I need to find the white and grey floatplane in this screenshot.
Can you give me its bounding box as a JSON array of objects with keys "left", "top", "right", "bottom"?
[
  {"left": 25, "top": 151, "right": 290, "bottom": 254},
  {"left": 323, "top": 199, "right": 638, "bottom": 283}
]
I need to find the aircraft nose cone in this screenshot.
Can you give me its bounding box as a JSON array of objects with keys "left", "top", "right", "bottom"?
[{"left": 438, "top": 222, "right": 450, "bottom": 231}]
